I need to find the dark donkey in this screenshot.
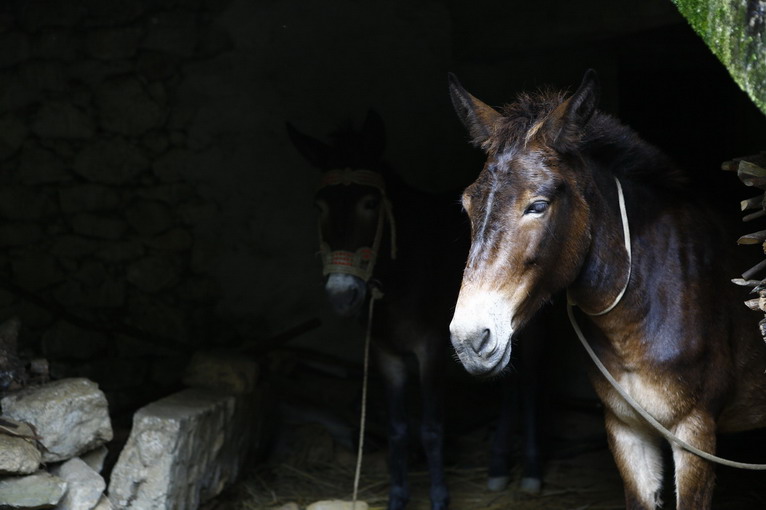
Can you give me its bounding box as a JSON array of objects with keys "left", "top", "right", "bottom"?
[
  {"left": 447, "top": 70, "right": 766, "bottom": 510},
  {"left": 287, "top": 111, "right": 545, "bottom": 509}
]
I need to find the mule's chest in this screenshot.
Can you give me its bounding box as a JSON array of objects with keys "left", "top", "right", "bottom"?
[{"left": 592, "top": 370, "right": 682, "bottom": 428}]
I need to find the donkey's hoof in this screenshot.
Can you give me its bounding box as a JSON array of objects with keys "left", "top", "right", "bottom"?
[
  {"left": 520, "top": 476, "right": 542, "bottom": 494},
  {"left": 487, "top": 475, "right": 510, "bottom": 492}
]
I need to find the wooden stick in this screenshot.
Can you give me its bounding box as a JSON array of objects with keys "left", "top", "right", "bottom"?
[
  {"left": 745, "top": 298, "right": 761, "bottom": 311},
  {"left": 741, "top": 194, "right": 765, "bottom": 211},
  {"left": 743, "top": 210, "right": 766, "bottom": 222},
  {"left": 737, "top": 230, "right": 766, "bottom": 245},
  {"left": 742, "top": 258, "right": 766, "bottom": 280},
  {"left": 731, "top": 278, "right": 762, "bottom": 287}
]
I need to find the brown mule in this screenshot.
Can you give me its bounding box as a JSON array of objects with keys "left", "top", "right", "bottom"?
[{"left": 447, "top": 70, "right": 766, "bottom": 509}]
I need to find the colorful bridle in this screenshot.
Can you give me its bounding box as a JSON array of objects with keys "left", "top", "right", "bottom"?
[{"left": 317, "top": 168, "right": 397, "bottom": 282}]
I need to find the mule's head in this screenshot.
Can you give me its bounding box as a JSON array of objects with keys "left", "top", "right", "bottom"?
[
  {"left": 447, "top": 70, "right": 600, "bottom": 376},
  {"left": 287, "top": 111, "right": 389, "bottom": 317}
]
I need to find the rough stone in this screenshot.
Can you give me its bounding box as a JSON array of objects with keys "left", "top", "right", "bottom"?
[
  {"left": 126, "top": 255, "right": 182, "bottom": 293},
  {"left": 0, "top": 32, "right": 30, "bottom": 69},
  {"left": 307, "top": 501, "right": 369, "bottom": 510},
  {"left": 137, "top": 183, "right": 197, "bottom": 205},
  {"left": 108, "top": 388, "right": 254, "bottom": 510},
  {"left": 11, "top": 251, "right": 64, "bottom": 291},
  {"left": 96, "top": 77, "right": 166, "bottom": 136},
  {"left": 0, "top": 419, "right": 42, "bottom": 475},
  {"left": 0, "top": 186, "right": 54, "bottom": 220},
  {"left": 81, "top": 0, "right": 145, "bottom": 27},
  {"left": 93, "top": 494, "right": 114, "bottom": 510},
  {"left": 182, "top": 351, "right": 259, "bottom": 394},
  {"left": 146, "top": 228, "right": 194, "bottom": 252},
  {"left": 41, "top": 321, "right": 106, "bottom": 361},
  {"left": 16, "top": 0, "right": 84, "bottom": 31},
  {"left": 0, "top": 114, "right": 29, "bottom": 160},
  {"left": 30, "top": 30, "right": 78, "bottom": 61},
  {"left": 142, "top": 10, "right": 199, "bottom": 57},
  {"left": 1, "top": 378, "right": 113, "bottom": 462},
  {"left": 32, "top": 102, "right": 95, "bottom": 139},
  {"left": 74, "top": 138, "right": 148, "bottom": 184},
  {"left": 0, "top": 224, "right": 44, "bottom": 247},
  {"left": 152, "top": 148, "right": 194, "bottom": 183},
  {"left": 19, "top": 60, "right": 68, "bottom": 92},
  {"left": 80, "top": 445, "right": 109, "bottom": 474},
  {"left": 125, "top": 201, "right": 175, "bottom": 235},
  {"left": 50, "top": 457, "right": 106, "bottom": 510},
  {"left": 86, "top": 27, "right": 143, "bottom": 60},
  {"left": 0, "top": 471, "right": 67, "bottom": 509},
  {"left": 95, "top": 240, "right": 145, "bottom": 262},
  {"left": 51, "top": 236, "right": 102, "bottom": 258},
  {"left": 0, "top": 72, "right": 38, "bottom": 111},
  {"left": 59, "top": 184, "right": 122, "bottom": 214},
  {"left": 70, "top": 213, "right": 129, "bottom": 240},
  {"left": 18, "top": 145, "right": 70, "bottom": 185},
  {"left": 127, "top": 295, "right": 188, "bottom": 342}
]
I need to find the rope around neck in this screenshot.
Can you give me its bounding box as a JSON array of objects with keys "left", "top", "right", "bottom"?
[
  {"left": 566, "top": 177, "right": 766, "bottom": 470},
  {"left": 569, "top": 177, "right": 631, "bottom": 316},
  {"left": 352, "top": 286, "right": 383, "bottom": 507}
]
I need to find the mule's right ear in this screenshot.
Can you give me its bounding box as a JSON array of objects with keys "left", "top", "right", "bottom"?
[
  {"left": 286, "top": 122, "right": 331, "bottom": 170},
  {"left": 448, "top": 73, "right": 501, "bottom": 149}
]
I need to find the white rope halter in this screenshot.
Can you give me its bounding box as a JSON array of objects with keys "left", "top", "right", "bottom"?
[{"left": 317, "top": 168, "right": 397, "bottom": 282}]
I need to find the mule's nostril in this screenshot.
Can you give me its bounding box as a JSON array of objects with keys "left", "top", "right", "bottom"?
[{"left": 470, "top": 328, "right": 491, "bottom": 354}]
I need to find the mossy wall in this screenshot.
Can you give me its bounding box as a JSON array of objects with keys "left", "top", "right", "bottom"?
[{"left": 671, "top": 0, "right": 766, "bottom": 115}]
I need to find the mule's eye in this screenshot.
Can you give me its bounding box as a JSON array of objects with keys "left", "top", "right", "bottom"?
[
  {"left": 524, "top": 200, "right": 549, "bottom": 215},
  {"left": 315, "top": 200, "right": 328, "bottom": 216}
]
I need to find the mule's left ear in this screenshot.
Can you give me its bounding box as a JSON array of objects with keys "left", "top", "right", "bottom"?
[
  {"left": 548, "top": 69, "right": 600, "bottom": 148},
  {"left": 286, "top": 122, "right": 332, "bottom": 170}
]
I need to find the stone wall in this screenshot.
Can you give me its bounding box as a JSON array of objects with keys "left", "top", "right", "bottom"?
[{"left": 0, "top": 0, "right": 236, "bottom": 414}]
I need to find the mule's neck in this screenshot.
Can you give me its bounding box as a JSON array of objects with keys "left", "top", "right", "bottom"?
[{"left": 568, "top": 168, "right": 634, "bottom": 318}]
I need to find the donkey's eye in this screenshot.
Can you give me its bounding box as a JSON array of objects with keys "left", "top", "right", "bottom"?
[
  {"left": 362, "top": 197, "right": 380, "bottom": 210},
  {"left": 524, "top": 200, "right": 549, "bottom": 215}
]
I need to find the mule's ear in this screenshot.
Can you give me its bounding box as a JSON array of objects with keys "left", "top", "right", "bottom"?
[
  {"left": 361, "top": 109, "right": 386, "bottom": 161},
  {"left": 448, "top": 73, "right": 501, "bottom": 149},
  {"left": 548, "top": 69, "right": 600, "bottom": 148},
  {"left": 286, "top": 122, "right": 331, "bottom": 170}
]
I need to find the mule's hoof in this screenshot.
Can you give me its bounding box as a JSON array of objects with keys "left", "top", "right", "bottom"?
[
  {"left": 487, "top": 475, "right": 510, "bottom": 492},
  {"left": 520, "top": 477, "right": 542, "bottom": 494}
]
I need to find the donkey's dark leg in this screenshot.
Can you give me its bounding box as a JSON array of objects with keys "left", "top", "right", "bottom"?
[
  {"left": 671, "top": 412, "right": 716, "bottom": 510},
  {"left": 518, "top": 316, "right": 545, "bottom": 494},
  {"left": 376, "top": 347, "right": 411, "bottom": 510},
  {"left": 487, "top": 375, "right": 515, "bottom": 491},
  {"left": 416, "top": 341, "right": 449, "bottom": 510}
]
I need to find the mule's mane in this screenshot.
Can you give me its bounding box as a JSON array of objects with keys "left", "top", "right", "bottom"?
[{"left": 489, "top": 89, "right": 689, "bottom": 190}]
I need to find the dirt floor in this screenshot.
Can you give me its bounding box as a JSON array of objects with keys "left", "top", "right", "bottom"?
[{"left": 201, "top": 348, "right": 766, "bottom": 510}]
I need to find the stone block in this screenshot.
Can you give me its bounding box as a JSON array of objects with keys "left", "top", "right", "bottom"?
[
  {"left": 126, "top": 255, "right": 181, "bottom": 293},
  {"left": 50, "top": 457, "right": 106, "bottom": 510},
  {"left": 18, "top": 145, "right": 70, "bottom": 185},
  {"left": 0, "top": 419, "right": 42, "bottom": 475},
  {"left": 41, "top": 321, "right": 107, "bottom": 361},
  {"left": 0, "top": 224, "right": 43, "bottom": 247},
  {"left": 70, "top": 214, "right": 128, "bottom": 240},
  {"left": 1, "top": 378, "right": 113, "bottom": 462},
  {"left": 0, "top": 185, "right": 54, "bottom": 220},
  {"left": 96, "top": 77, "right": 166, "bottom": 136},
  {"left": 31, "top": 30, "right": 78, "bottom": 61},
  {"left": 108, "top": 388, "right": 254, "bottom": 510},
  {"left": 0, "top": 471, "right": 66, "bottom": 509},
  {"left": 141, "top": 10, "right": 199, "bottom": 57},
  {"left": 182, "top": 351, "right": 259, "bottom": 394},
  {"left": 59, "top": 184, "right": 122, "bottom": 213},
  {"left": 86, "top": 27, "right": 143, "bottom": 60},
  {"left": 73, "top": 138, "right": 148, "bottom": 184},
  {"left": 32, "top": 102, "right": 95, "bottom": 139},
  {"left": 11, "top": 251, "right": 64, "bottom": 291},
  {"left": 0, "top": 114, "right": 28, "bottom": 160},
  {"left": 125, "top": 201, "right": 175, "bottom": 235},
  {"left": 80, "top": 445, "right": 109, "bottom": 474},
  {"left": 0, "top": 32, "right": 30, "bottom": 69}
]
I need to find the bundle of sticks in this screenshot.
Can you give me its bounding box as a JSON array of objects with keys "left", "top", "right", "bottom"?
[{"left": 724, "top": 152, "right": 766, "bottom": 341}]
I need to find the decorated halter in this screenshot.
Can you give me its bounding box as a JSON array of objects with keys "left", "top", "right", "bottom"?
[{"left": 317, "top": 168, "right": 397, "bottom": 282}]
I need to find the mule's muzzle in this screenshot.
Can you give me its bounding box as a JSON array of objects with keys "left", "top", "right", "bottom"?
[
  {"left": 325, "top": 273, "right": 367, "bottom": 317},
  {"left": 449, "top": 325, "right": 510, "bottom": 378}
]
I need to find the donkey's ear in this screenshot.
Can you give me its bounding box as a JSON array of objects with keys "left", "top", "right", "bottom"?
[
  {"left": 548, "top": 69, "right": 600, "bottom": 148},
  {"left": 448, "top": 73, "right": 501, "bottom": 149},
  {"left": 361, "top": 109, "right": 386, "bottom": 161},
  {"left": 286, "top": 122, "right": 331, "bottom": 170}
]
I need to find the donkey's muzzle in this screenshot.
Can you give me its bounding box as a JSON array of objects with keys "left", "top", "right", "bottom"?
[{"left": 325, "top": 273, "right": 367, "bottom": 317}]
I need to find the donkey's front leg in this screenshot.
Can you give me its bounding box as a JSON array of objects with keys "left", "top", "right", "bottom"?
[
  {"left": 604, "top": 411, "right": 664, "bottom": 510},
  {"left": 376, "top": 348, "right": 411, "bottom": 510},
  {"left": 671, "top": 413, "right": 716, "bottom": 510},
  {"left": 417, "top": 343, "right": 449, "bottom": 510}
]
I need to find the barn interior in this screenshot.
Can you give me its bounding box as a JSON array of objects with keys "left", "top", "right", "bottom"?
[{"left": 0, "top": 0, "right": 765, "bottom": 509}]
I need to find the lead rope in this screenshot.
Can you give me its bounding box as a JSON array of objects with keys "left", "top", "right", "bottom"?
[
  {"left": 352, "top": 285, "right": 383, "bottom": 507},
  {"left": 566, "top": 178, "right": 766, "bottom": 470}
]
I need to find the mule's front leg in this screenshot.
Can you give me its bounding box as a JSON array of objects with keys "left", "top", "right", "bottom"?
[
  {"left": 605, "top": 411, "right": 664, "bottom": 510},
  {"left": 377, "top": 349, "right": 411, "bottom": 510},
  {"left": 671, "top": 413, "right": 716, "bottom": 510},
  {"left": 417, "top": 344, "right": 449, "bottom": 510}
]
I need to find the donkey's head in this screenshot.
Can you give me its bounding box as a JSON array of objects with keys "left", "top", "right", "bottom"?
[
  {"left": 287, "top": 111, "right": 391, "bottom": 317},
  {"left": 447, "top": 71, "right": 600, "bottom": 376}
]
